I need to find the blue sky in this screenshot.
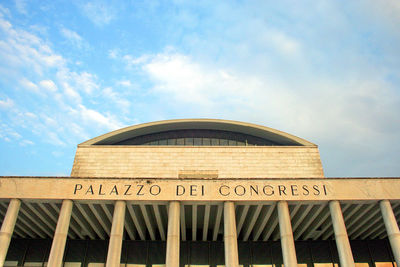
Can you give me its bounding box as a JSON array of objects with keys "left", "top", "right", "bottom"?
[{"left": 0, "top": 0, "right": 399, "bottom": 177}]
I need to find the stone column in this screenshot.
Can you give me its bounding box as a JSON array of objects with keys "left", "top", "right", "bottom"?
[
  {"left": 329, "top": 200, "right": 355, "bottom": 267},
  {"left": 166, "top": 201, "right": 180, "bottom": 267},
  {"left": 380, "top": 200, "right": 400, "bottom": 267},
  {"left": 47, "top": 199, "right": 73, "bottom": 267},
  {"left": 106, "top": 200, "right": 126, "bottom": 267},
  {"left": 277, "top": 201, "right": 297, "bottom": 267},
  {"left": 224, "top": 201, "right": 239, "bottom": 267},
  {"left": 0, "top": 199, "right": 21, "bottom": 266}
]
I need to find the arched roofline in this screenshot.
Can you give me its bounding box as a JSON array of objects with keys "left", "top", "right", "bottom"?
[{"left": 79, "top": 119, "right": 317, "bottom": 147}]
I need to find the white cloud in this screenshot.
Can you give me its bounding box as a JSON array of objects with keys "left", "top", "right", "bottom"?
[
  {"left": 123, "top": 54, "right": 150, "bottom": 67},
  {"left": 73, "top": 72, "right": 99, "bottom": 94},
  {"left": 108, "top": 49, "right": 118, "bottom": 59},
  {"left": 76, "top": 104, "right": 123, "bottom": 131},
  {"left": 102, "top": 87, "right": 130, "bottom": 113},
  {"left": 131, "top": 51, "right": 400, "bottom": 157},
  {"left": 57, "top": 70, "right": 99, "bottom": 95},
  {"left": 0, "top": 5, "right": 11, "bottom": 17},
  {"left": 24, "top": 112, "right": 37, "bottom": 119},
  {"left": 0, "top": 97, "right": 14, "bottom": 109},
  {"left": 267, "top": 30, "right": 301, "bottom": 56},
  {"left": 60, "top": 27, "right": 88, "bottom": 50},
  {"left": 39, "top": 80, "right": 58, "bottom": 92},
  {"left": 62, "top": 82, "right": 82, "bottom": 103},
  {"left": 81, "top": 1, "right": 116, "bottom": 26},
  {"left": 0, "top": 123, "right": 22, "bottom": 142},
  {"left": 136, "top": 52, "right": 262, "bottom": 108},
  {"left": 117, "top": 80, "right": 132, "bottom": 87},
  {"left": 19, "top": 139, "right": 34, "bottom": 146},
  {"left": 0, "top": 15, "right": 65, "bottom": 76},
  {"left": 20, "top": 78, "right": 40, "bottom": 94},
  {"left": 0, "top": 13, "right": 127, "bottom": 149},
  {"left": 46, "top": 131, "right": 66, "bottom": 146}
]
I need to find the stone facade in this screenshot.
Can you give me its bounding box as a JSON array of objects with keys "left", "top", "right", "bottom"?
[{"left": 71, "top": 146, "right": 324, "bottom": 178}]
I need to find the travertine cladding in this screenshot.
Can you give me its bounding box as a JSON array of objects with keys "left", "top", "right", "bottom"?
[{"left": 71, "top": 146, "right": 324, "bottom": 178}]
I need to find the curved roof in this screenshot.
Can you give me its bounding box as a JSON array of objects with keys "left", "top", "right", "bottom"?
[{"left": 80, "top": 119, "right": 317, "bottom": 146}]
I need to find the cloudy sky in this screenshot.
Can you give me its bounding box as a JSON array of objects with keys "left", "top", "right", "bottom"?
[{"left": 0, "top": 0, "right": 399, "bottom": 177}]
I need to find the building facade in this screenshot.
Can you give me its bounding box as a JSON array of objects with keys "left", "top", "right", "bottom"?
[{"left": 0, "top": 119, "right": 399, "bottom": 267}]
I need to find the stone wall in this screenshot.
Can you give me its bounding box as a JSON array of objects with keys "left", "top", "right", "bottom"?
[{"left": 71, "top": 146, "right": 324, "bottom": 178}]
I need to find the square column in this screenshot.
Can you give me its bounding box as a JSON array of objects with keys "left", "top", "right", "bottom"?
[
  {"left": 166, "top": 201, "right": 180, "bottom": 267},
  {"left": 380, "top": 200, "right": 400, "bottom": 267},
  {"left": 224, "top": 201, "right": 239, "bottom": 267},
  {"left": 329, "top": 200, "right": 355, "bottom": 267},
  {"left": 47, "top": 199, "right": 73, "bottom": 267},
  {"left": 0, "top": 199, "right": 21, "bottom": 266},
  {"left": 277, "top": 201, "right": 297, "bottom": 267},
  {"left": 106, "top": 200, "right": 126, "bottom": 267}
]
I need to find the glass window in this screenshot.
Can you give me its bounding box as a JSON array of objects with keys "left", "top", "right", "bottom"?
[
  {"left": 64, "top": 263, "right": 82, "bottom": 267},
  {"left": 228, "top": 140, "right": 237, "bottom": 146},
  {"left": 193, "top": 138, "right": 202, "bottom": 146},
  {"left": 158, "top": 139, "right": 167, "bottom": 145},
  {"left": 211, "top": 138, "right": 219, "bottom": 146},
  {"left": 176, "top": 138, "right": 185, "bottom": 146},
  {"left": 185, "top": 138, "right": 194, "bottom": 145},
  {"left": 23, "top": 240, "right": 50, "bottom": 265},
  {"left": 167, "top": 139, "right": 176, "bottom": 145},
  {"left": 4, "top": 261, "right": 18, "bottom": 267},
  {"left": 375, "top": 263, "right": 394, "bottom": 267},
  {"left": 202, "top": 138, "right": 211, "bottom": 145},
  {"left": 219, "top": 139, "right": 228, "bottom": 146}
]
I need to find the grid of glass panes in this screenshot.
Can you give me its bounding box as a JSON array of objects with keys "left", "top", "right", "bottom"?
[
  {"left": 5, "top": 240, "right": 397, "bottom": 267},
  {"left": 113, "top": 130, "right": 280, "bottom": 146}
]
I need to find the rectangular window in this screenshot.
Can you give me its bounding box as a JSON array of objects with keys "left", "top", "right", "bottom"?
[
  {"left": 219, "top": 139, "right": 228, "bottom": 146},
  {"left": 167, "top": 139, "right": 176, "bottom": 145},
  {"left": 176, "top": 138, "right": 185, "bottom": 145},
  {"left": 64, "top": 263, "right": 82, "bottom": 267},
  {"left": 193, "top": 138, "right": 202, "bottom": 146},
  {"left": 228, "top": 140, "right": 237, "bottom": 146},
  {"left": 211, "top": 138, "right": 219, "bottom": 146},
  {"left": 185, "top": 138, "right": 194, "bottom": 145},
  {"left": 4, "top": 261, "right": 18, "bottom": 267},
  {"left": 202, "top": 138, "right": 211, "bottom": 145},
  {"left": 375, "top": 263, "right": 394, "bottom": 267}
]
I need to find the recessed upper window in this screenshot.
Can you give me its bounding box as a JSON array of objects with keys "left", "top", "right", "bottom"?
[{"left": 113, "top": 129, "right": 279, "bottom": 146}]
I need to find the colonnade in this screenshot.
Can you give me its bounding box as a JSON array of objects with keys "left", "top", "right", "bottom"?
[{"left": 0, "top": 200, "right": 400, "bottom": 267}]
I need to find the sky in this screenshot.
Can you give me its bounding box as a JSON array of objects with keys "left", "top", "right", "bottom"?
[{"left": 0, "top": 0, "right": 399, "bottom": 177}]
